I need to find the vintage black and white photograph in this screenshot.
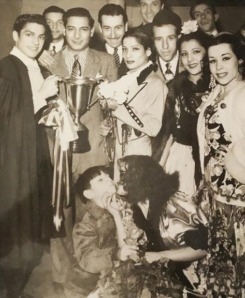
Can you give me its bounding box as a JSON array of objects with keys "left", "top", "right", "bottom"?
[{"left": 0, "top": 0, "right": 245, "bottom": 297}]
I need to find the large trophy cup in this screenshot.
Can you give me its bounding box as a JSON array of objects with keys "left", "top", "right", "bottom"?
[{"left": 63, "top": 76, "right": 98, "bottom": 153}]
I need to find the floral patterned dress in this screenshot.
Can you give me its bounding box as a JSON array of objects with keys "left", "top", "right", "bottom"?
[{"left": 204, "top": 93, "right": 245, "bottom": 297}]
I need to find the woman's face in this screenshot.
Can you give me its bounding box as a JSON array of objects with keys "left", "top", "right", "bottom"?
[
  {"left": 180, "top": 39, "right": 206, "bottom": 79},
  {"left": 122, "top": 36, "right": 150, "bottom": 72},
  {"left": 208, "top": 43, "right": 240, "bottom": 86}
]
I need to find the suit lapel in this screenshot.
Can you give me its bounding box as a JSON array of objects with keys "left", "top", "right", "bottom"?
[
  {"left": 126, "top": 77, "right": 148, "bottom": 105},
  {"left": 83, "top": 49, "right": 101, "bottom": 78}
]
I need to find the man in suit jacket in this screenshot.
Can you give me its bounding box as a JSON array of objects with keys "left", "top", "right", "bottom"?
[
  {"left": 38, "top": 6, "right": 66, "bottom": 68},
  {"left": 48, "top": 7, "right": 118, "bottom": 292},
  {"left": 133, "top": 0, "right": 164, "bottom": 36},
  {"left": 151, "top": 9, "right": 183, "bottom": 162},
  {"left": 96, "top": 3, "right": 128, "bottom": 77}
]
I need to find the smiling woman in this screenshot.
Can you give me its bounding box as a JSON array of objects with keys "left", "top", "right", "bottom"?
[{"left": 197, "top": 32, "right": 245, "bottom": 297}]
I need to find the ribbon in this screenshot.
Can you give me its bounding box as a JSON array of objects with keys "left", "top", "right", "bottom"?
[{"left": 39, "top": 98, "right": 78, "bottom": 231}]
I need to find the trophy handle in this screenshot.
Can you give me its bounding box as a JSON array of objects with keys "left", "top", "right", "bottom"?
[{"left": 87, "top": 83, "right": 99, "bottom": 110}]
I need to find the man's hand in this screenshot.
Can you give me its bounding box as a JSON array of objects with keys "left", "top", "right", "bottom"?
[
  {"left": 38, "top": 50, "right": 55, "bottom": 68},
  {"left": 39, "top": 75, "right": 60, "bottom": 99}
]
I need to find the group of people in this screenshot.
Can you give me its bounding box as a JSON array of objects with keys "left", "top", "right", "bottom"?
[{"left": 0, "top": 0, "right": 245, "bottom": 297}]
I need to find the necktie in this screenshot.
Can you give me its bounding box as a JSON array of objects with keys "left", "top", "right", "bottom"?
[
  {"left": 71, "top": 55, "right": 82, "bottom": 77},
  {"left": 50, "top": 45, "right": 56, "bottom": 56},
  {"left": 165, "top": 62, "right": 174, "bottom": 78},
  {"left": 113, "top": 47, "right": 121, "bottom": 68}
]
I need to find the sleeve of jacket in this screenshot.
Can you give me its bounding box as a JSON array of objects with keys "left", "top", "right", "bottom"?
[
  {"left": 113, "top": 76, "right": 167, "bottom": 137},
  {"left": 72, "top": 213, "right": 117, "bottom": 274}
]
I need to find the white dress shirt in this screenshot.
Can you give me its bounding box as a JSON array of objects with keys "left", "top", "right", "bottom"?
[
  {"left": 49, "top": 38, "right": 65, "bottom": 53},
  {"left": 159, "top": 51, "right": 179, "bottom": 80},
  {"left": 105, "top": 43, "right": 123, "bottom": 63}
]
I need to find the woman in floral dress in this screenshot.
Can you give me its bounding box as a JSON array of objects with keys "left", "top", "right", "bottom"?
[
  {"left": 162, "top": 24, "right": 211, "bottom": 197},
  {"left": 197, "top": 33, "right": 245, "bottom": 297}
]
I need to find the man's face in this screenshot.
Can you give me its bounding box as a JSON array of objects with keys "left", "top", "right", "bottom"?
[
  {"left": 139, "top": 0, "right": 163, "bottom": 24},
  {"left": 65, "top": 16, "right": 94, "bottom": 53},
  {"left": 13, "top": 23, "right": 46, "bottom": 59},
  {"left": 100, "top": 15, "right": 127, "bottom": 48},
  {"left": 153, "top": 24, "right": 178, "bottom": 62},
  {"left": 45, "top": 12, "right": 64, "bottom": 42},
  {"left": 192, "top": 4, "right": 218, "bottom": 34}
]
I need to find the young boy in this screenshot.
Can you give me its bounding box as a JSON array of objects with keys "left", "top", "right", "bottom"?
[{"left": 65, "top": 166, "right": 138, "bottom": 297}]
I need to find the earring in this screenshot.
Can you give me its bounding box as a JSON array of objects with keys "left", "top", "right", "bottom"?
[
  {"left": 209, "top": 74, "right": 216, "bottom": 90},
  {"left": 236, "top": 72, "right": 242, "bottom": 81}
]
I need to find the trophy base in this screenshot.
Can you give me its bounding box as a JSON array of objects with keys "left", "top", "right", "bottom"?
[{"left": 70, "top": 130, "right": 91, "bottom": 153}]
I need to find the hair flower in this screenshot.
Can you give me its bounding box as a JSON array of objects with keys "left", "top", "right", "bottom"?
[{"left": 181, "top": 20, "right": 198, "bottom": 34}]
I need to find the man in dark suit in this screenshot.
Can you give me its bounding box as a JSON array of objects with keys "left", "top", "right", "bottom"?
[
  {"left": 97, "top": 3, "right": 128, "bottom": 77},
  {"left": 48, "top": 7, "right": 118, "bottom": 293},
  {"left": 38, "top": 6, "right": 66, "bottom": 68},
  {"left": 190, "top": 0, "right": 220, "bottom": 36},
  {"left": 151, "top": 9, "right": 183, "bottom": 162},
  {"left": 134, "top": 0, "right": 164, "bottom": 36}
]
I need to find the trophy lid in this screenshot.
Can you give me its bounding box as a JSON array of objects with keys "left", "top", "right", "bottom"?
[{"left": 63, "top": 76, "right": 97, "bottom": 86}]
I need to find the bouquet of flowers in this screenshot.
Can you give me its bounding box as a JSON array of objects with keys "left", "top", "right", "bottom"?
[{"left": 96, "top": 198, "right": 184, "bottom": 298}]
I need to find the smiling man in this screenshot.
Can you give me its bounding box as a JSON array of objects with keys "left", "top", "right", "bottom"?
[
  {"left": 190, "top": 0, "right": 219, "bottom": 36},
  {"left": 134, "top": 0, "right": 164, "bottom": 36},
  {"left": 48, "top": 7, "right": 118, "bottom": 293},
  {"left": 0, "top": 14, "right": 58, "bottom": 298},
  {"left": 97, "top": 3, "right": 128, "bottom": 77}
]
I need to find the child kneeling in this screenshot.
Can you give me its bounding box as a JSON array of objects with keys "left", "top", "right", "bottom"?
[{"left": 65, "top": 166, "right": 138, "bottom": 298}]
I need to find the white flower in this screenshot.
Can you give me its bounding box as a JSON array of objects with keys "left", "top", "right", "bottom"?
[
  {"left": 181, "top": 20, "right": 198, "bottom": 35},
  {"left": 97, "top": 79, "right": 129, "bottom": 104}
]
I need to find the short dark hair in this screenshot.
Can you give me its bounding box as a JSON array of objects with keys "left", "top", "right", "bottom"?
[
  {"left": 137, "top": 0, "right": 165, "bottom": 5},
  {"left": 63, "top": 7, "right": 94, "bottom": 28},
  {"left": 152, "top": 9, "right": 182, "bottom": 35},
  {"left": 98, "top": 4, "right": 128, "bottom": 25},
  {"left": 76, "top": 166, "right": 109, "bottom": 203},
  {"left": 13, "top": 14, "right": 48, "bottom": 35},
  {"left": 190, "top": 0, "right": 216, "bottom": 19},
  {"left": 43, "top": 6, "right": 65, "bottom": 18}
]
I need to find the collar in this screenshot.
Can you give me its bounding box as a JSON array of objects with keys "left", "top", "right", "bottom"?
[
  {"left": 10, "top": 46, "right": 39, "bottom": 69},
  {"left": 105, "top": 43, "right": 123, "bottom": 62},
  {"left": 85, "top": 200, "right": 108, "bottom": 220},
  {"left": 159, "top": 51, "right": 179, "bottom": 75},
  {"left": 49, "top": 38, "right": 65, "bottom": 52},
  {"left": 127, "top": 60, "right": 153, "bottom": 76},
  {"left": 63, "top": 46, "right": 89, "bottom": 60}
]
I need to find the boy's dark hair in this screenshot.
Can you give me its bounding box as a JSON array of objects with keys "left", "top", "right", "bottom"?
[
  {"left": 190, "top": 0, "right": 216, "bottom": 19},
  {"left": 63, "top": 7, "right": 94, "bottom": 28},
  {"left": 76, "top": 166, "right": 109, "bottom": 203},
  {"left": 13, "top": 14, "right": 48, "bottom": 35},
  {"left": 43, "top": 6, "right": 65, "bottom": 18},
  {"left": 98, "top": 4, "right": 128, "bottom": 25}
]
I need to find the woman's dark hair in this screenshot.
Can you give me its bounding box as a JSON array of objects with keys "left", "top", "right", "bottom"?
[
  {"left": 118, "top": 155, "right": 178, "bottom": 233},
  {"left": 122, "top": 28, "right": 155, "bottom": 61},
  {"left": 178, "top": 29, "right": 211, "bottom": 87},
  {"left": 119, "top": 155, "right": 178, "bottom": 206},
  {"left": 208, "top": 32, "right": 245, "bottom": 79},
  {"left": 76, "top": 166, "right": 109, "bottom": 203}
]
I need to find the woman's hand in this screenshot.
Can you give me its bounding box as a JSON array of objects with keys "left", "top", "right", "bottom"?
[
  {"left": 144, "top": 252, "right": 163, "bottom": 263},
  {"left": 118, "top": 244, "right": 139, "bottom": 261}
]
